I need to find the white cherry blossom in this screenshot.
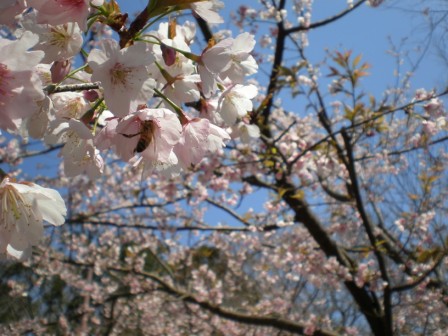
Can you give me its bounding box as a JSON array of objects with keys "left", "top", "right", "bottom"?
[
  {"left": 199, "top": 32, "right": 257, "bottom": 97},
  {"left": 45, "top": 118, "right": 103, "bottom": 178},
  {"left": 22, "top": 12, "right": 83, "bottom": 64},
  {"left": 88, "top": 39, "right": 156, "bottom": 117},
  {"left": 51, "top": 91, "right": 90, "bottom": 119},
  {"left": 232, "top": 122, "right": 260, "bottom": 143},
  {"left": 0, "top": 177, "right": 66, "bottom": 259},
  {"left": 191, "top": 0, "right": 224, "bottom": 24},
  {"left": 220, "top": 32, "right": 258, "bottom": 83},
  {"left": 217, "top": 84, "right": 258, "bottom": 125}
]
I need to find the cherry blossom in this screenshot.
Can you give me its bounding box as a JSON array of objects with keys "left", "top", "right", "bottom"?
[
  {"left": 0, "top": 177, "right": 66, "bottom": 259},
  {"left": 174, "top": 116, "right": 230, "bottom": 168},
  {"left": 231, "top": 121, "right": 260, "bottom": 143},
  {"left": 25, "top": 96, "right": 54, "bottom": 139},
  {"left": 0, "top": 1, "right": 446, "bottom": 335},
  {"left": 45, "top": 118, "right": 103, "bottom": 178},
  {"left": 22, "top": 13, "right": 83, "bottom": 64},
  {"left": 219, "top": 32, "right": 258, "bottom": 83},
  {"left": 28, "top": 0, "right": 104, "bottom": 31},
  {"left": 107, "top": 108, "right": 183, "bottom": 168},
  {"left": 199, "top": 32, "right": 258, "bottom": 97},
  {"left": 150, "top": 34, "right": 201, "bottom": 106},
  {"left": 191, "top": 0, "right": 224, "bottom": 24},
  {"left": 217, "top": 84, "right": 258, "bottom": 125},
  {"left": 0, "top": 32, "right": 44, "bottom": 131},
  {"left": 88, "top": 39, "right": 156, "bottom": 117}
]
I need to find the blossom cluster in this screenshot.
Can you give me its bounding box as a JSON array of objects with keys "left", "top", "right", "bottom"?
[
  {"left": 0, "top": 0, "right": 260, "bottom": 258},
  {"left": 1, "top": 0, "right": 260, "bottom": 176}
]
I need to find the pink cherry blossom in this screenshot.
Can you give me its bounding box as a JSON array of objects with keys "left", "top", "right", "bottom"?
[
  {"left": 1, "top": 1, "right": 446, "bottom": 335},
  {"left": 0, "top": 32, "right": 45, "bottom": 131},
  {"left": 88, "top": 39, "right": 156, "bottom": 117},
  {"left": 175, "top": 117, "right": 211, "bottom": 167},
  {"left": 22, "top": 12, "right": 83, "bottom": 64},
  {"left": 109, "top": 108, "right": 182, "bottom": 168},
  {"left": 28, "top": 0, "right": 104, "bottom": 31},
  {"left": 174, "top": 116, "right": 229, "bottom": 168}
]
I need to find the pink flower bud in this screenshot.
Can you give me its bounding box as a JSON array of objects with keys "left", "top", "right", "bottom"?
[
  {"left": 161, "top": 43, "right": 176, "bottom": 66},
  {"left": 50, "top": 59, "right": 71, "bottom": 83},
  {"left": 83, "top": 90, "right": 99, "bottom": 102}
]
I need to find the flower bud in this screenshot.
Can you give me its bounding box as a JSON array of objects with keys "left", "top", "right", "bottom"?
[
  {"left": 83, "top": 90, "right": 100, "bottom": 102},
  {"left": 161, "top": 43, "right": 176, "bottom": 66},
  {"left": 50, "top": 59, "right": 71, "bottom": 83}
]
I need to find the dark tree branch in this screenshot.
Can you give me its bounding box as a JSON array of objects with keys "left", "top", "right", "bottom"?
[
  {"left": 341, "top": 129, "right": 393, "bottom": 336},
  {"left": 194, "top": 14, "right": 213, "bottom": 43},
  {"left": 244, "top": 173, "right": 390, "bottom": 336},
  {"left": 252, "top": 0, "right": 288, "bottom": 139},
  {"left": 285, "top": 0, "right": 367, "bottom": 35},
  {"left": 391, "top": 253, "right": 446, "bottom": 292}
]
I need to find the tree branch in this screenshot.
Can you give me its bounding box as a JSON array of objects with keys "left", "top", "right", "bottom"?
[
  {"left": 341, "top": 129, "right": 392, "bottom": 336},
  {"left": 285, "top": 0, "right": 367, "bottom": 35},
  {"left": 111, "top": 266, "right": 343, "bottom": 336}
]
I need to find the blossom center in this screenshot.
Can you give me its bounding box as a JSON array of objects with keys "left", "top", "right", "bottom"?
[
  {"left": 1, "top": 185, "right": 27, "bottom": 229},
  {"left": 48, "top": 26, "right": 71, "bottom": 48},
  {"left": 109, "top": 63, "right": 132, "bottom": 86}
]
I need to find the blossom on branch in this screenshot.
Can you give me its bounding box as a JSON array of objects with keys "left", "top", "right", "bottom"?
[
  {"left": 45, "top": 118, "right": 104, "bottom": 179},
  {"left": 22, "top": 12, "right": 83, "bottom": 64},
  {"left": 191, "top": 0, "right": 224, "bottom": 24},
  {"left": 0, "top": 177, "right": 66, "bottom": 259},
  {"left": 88, "top": 39, "right": 156, "bottom": 117},
  {"left": 199, "top": 32, "right": 257, "bottom": 97},
  {"left": 217, "top": 84, "right": 258, "bottom": 125},
  {"left": 231, "top": 121, "right": 260, "bottom": 143},
  {"left": 174, "top": 116, "right": 230, "bottom": 168},
  {"left": 28, "top": 0, "right": 104, "bottom": 31},
  {"left": 95, "top": 108, "right": 184, "bottom": 176},
  {"left": 0, "top": 32, "right": 45, "bottom": 131}
]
